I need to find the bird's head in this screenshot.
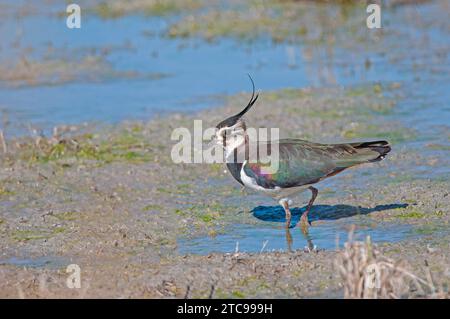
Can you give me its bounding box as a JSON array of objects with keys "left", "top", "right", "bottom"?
[{"left": 212, "top": 75, "right": 259, "bottom": 151}]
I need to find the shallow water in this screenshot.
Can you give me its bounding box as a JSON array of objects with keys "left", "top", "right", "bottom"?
[
  {"left": 178, "top": 222, "right": 414, "bottom": 254},
  {"left": 1, "top": 2, "right": 448, "bottom": 139},
  {"left": 178, "top": 203, "right": 415, "bottom": 254},
  {"left": 0, "top": 256, "right": 68, "bottom": 269}
]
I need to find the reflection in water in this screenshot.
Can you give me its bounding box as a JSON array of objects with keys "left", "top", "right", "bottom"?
[
  {"left": 178, "top": 203, "right": 411, "bottom": 255},
  {"left": 254, "top": 203, "right": 408, "bottom": 252},
  {"left": 285, "top": 226, "right": 315, "bottom": 253},
  {"left": 252, "top": 203, "right": 408, "bottom": 224}
]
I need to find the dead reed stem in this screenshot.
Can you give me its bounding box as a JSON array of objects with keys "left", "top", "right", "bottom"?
[
  {"left": 0, "top": 129, "right": 7, "bottom": 153},
  {"left": 335, "top": 227, "right": 449, "bottom": 299}
]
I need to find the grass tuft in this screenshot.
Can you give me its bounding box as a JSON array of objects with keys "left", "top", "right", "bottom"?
[{"left": 335, "top": 229, "right": 449, "bottom": 298}]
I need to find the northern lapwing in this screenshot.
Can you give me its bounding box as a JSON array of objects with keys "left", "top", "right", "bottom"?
[{"left": 212, "top": 76, "right": 391, "bottom": 231}]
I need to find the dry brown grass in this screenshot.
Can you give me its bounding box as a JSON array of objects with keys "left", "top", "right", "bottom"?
[{"left": 335, "top": 228, "right": 449, "bottom": 299}]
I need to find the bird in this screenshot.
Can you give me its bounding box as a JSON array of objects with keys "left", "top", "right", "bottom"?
[{"left": 212, "top": 76, "right": 391, "bottom": 232}]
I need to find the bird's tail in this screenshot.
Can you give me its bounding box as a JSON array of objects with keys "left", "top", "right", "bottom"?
[
  {"left": 335, "top": 140, "right": 391, "bottom": 167},
  {"left": 349, "top": 140, "right": 391, "bottom": 163}
]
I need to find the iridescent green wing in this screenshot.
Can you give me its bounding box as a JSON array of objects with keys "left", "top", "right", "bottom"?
[{"left": 242, "top": 139, "right": 358, "bottom": 189}]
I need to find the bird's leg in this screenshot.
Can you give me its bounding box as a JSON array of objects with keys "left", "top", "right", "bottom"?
[
  {"left": 285, "top": 227, "right": 293, "bottom": 252},
  {"left": 298, "top": 224, "right": 315, "bottom": 252},
  {"left": 279, "top": 199, "right": 292, "bottom": 229},
  {"left": 300, "top": 186, "right": 318, "bottom": 227}
]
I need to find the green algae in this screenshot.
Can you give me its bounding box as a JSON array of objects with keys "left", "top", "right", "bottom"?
[
  {"left": 53, "top": 211, "right": 80, "bottom": 221},
  {"left": 342, "top": 124, "right": 416, "bottom": 144},
  {"left": 396, "top": 210, "right": 427, "bottom": 219},
  {"left": 12, "top": 227, "right": 66, "bottom": 242},
  {"left": 8, "top": 129, "right": 155, "bottom": 166},
  {"left": 143, "top": 204, "right": 163, "bottom": 211},
  {"left": 93, "top": 0, "right": 204, "bottom": 18},
  {"left": 166, "top": 0, "right": 367, "bottom": 44},
  {"left": 0, "top": 186, "right": 14, "bottom": 197}
]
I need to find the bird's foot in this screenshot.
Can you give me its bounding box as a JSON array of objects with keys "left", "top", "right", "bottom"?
[{"left": 303, "top": 244, "right": 318, "bottom": 253}]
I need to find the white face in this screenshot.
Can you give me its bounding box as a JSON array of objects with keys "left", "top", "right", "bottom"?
[
  {"left": 215, "top": 120, "right": 245, "bottom": 148},
  {"left": 214, "top": 120, "right": 246, "bottom": 154}
]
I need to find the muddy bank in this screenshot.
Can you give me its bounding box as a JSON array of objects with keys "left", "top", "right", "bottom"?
[{"left": 0, "top": 235, "right": 449, "bottom": 298}]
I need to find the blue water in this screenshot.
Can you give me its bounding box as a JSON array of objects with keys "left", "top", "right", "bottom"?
[
  {"left": 178, "top": 222, "right": 414, "bottom": 254},
  {"left": 1, "top": 1, "right": 448, "bottom": 138},
  {"left": 178, "top": 203, "right": 415, "bottom": 254},
  {"left": 0, "top": 256, "right": 69, "bottom": 269}
]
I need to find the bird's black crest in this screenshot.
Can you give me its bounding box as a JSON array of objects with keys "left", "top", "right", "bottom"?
[{"left": 216, "top": 75, "right": 259, "bottom": 129}]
